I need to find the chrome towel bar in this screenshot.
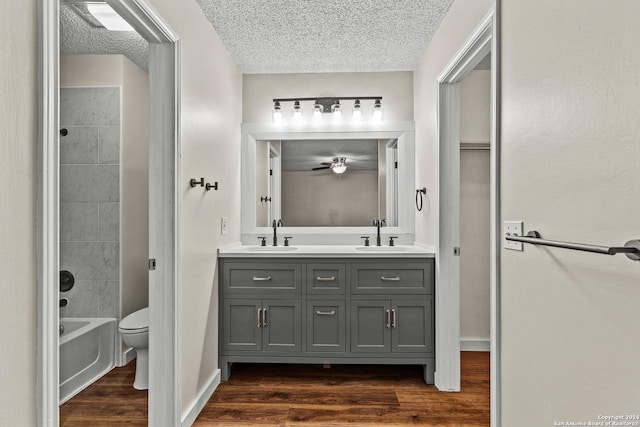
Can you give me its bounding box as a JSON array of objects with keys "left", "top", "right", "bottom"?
[{"left": 505, "top": 231, "right": 640, "bottom": 261}]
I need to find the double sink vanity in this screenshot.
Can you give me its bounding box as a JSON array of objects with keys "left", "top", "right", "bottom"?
[
  {"left": 222, "top": 122, "right": 436, "bottom": 383},
  {"left": 218, "top": 243, "right": 435, "bottom": 384}
]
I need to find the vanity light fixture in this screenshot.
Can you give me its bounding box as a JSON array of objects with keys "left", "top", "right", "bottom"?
[
  {"left": 292, "top": 101, "right": 303, "bottom": 124},
  {"left": 352, "top": 99, "right": 362, "bottom": 123},
  {"left": 271, "top": 97, "right": 383, "bottom": 125},
  {"left": 372, "top": 99, "right": 383, "bottom": 123},
  {"left": 272, "top": 101, "right": 283, "bottom": 124},
  {"left": 67, "top": 1, "right": 134, "bottom": 31},
  {"left": 331, "top": 100, "right": 342, "bottom": 123},
  {"left": 312, "top": 102, "right": 323, "bottom": 123}
]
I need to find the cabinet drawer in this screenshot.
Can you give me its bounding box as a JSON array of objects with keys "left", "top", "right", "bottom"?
[
  {"left": 224, "top": 262, "right": 302, "bottom": 295},
  {"left": 306, "top": 263, "right": 346, "bottom": 295},
  {"left": 350, "top": 261, "right": 433, "bottom": 294}
]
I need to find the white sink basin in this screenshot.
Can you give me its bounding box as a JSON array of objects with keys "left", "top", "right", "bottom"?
[
  {"left": 248, "top": 246, "right": 298, "bottom": 251},
  {"left": 355, "top": 246, "right": 409, "bottom": 251}
]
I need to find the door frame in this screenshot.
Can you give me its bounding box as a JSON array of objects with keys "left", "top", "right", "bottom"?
[
  {"left": 435, "top": 6, "right": 500, "bottom": 425},
  {"left": 36, "top": 0, "right": 182, "bottom": 425}
]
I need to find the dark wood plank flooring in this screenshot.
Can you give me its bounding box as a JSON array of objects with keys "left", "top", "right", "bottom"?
[{"left": 61, "top": 352, "right": 489, "bottom": 426}]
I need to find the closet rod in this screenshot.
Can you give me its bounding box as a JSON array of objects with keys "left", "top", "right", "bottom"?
[{"left": 505, "top": 231, "right": 640, "bottom": 261}]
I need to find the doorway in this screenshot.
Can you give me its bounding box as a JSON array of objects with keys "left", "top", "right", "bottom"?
[
  {"left": 36, "top": 0, "right": 181, "bottom": 425},
  {"left": 435, "top": 7, "right": 500, "bottom": 426}
]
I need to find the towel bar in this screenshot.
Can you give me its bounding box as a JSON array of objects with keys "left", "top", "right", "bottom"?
[{"left": 505, "top": 231, "right": 640, "bottom": 261}]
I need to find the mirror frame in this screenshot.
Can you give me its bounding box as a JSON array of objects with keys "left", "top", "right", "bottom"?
[{"left": 241, "top": 122, "right": 415, "bottom": 245}]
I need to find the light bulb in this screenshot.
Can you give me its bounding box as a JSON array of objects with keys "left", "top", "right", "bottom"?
[
  {"left": 331, "top": 101, "right": 342, "bottom": 123},
  {"left": 272, "top": 101, "right": 283, "bottom": 124},
  {"left": 372, "top": 99, "right": 383, "bottom": 123},
  {"left": 352, "top": 99, "right": 362, "bottom": 123},
  {"left": 312, "top": 102, "right": 323, "bottom": 123},
  {"left": 332, "top": 165, "right": 347, "bottom": 174},
  {"left": 332, "top": 158, "right": 347, "bottom": 174},
  {"left": 292, "top": 101, "right": 303, "bottom": 124}
]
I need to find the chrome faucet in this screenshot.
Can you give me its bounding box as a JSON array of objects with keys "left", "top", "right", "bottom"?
[
  {"left": 272, "top": 219, "right": 283, "bottom": 246},
  {"left": 373, "top": 219, "right": 386, "bottom": 246}
]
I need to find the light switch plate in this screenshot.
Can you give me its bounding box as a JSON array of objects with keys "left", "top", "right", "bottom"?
[
  {"left": 504, "top": 221, "right": 523, "bottom": 251},
  {"left": 221, "top": 217, "right": 228, "bottom": 235}
]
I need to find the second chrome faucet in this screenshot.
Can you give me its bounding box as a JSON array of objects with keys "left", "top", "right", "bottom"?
[{"left": 272, "top": 219, "right": 283, "bottom": 246}]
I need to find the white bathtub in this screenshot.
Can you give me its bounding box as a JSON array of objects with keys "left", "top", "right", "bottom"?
[{"left": 59, "top": 317, "right": 116, "bottom": 404}]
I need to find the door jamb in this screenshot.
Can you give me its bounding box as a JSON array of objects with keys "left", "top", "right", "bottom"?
[
  {"left": 435, "top": 9, "right": 500, "bottom": 427},
  {"left": 36, "top": 0, "right": 182, "bottom": 425}
]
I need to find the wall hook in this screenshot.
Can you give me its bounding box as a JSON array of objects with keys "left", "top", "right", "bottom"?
[
  {"left": 190, "top": 177, "right": 204, "bottom": 188},
  {"left": 416, "top": 187, "right": 427, "bottom": 212},
  {"left": 206, "top": 182, "right": 218, "bottom": 191}
]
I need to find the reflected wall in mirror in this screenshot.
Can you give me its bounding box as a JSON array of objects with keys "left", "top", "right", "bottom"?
[{"left": 256, "top": 139, "right": 398, "bottom": 227}]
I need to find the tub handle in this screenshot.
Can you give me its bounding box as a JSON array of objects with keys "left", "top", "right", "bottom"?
[{"left": 60, "top": 298, "right": 69, "bottom": 308}]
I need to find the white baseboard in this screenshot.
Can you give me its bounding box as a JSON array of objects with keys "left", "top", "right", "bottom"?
[
  {"left": 122, "top": 347, "right": 136, "bottom": 366},
  {"left": 460, "top": 339, "right": 490, "bottom": 352},
  {"left": 181, "top": 369, "right": 221, "bottom": 427}
]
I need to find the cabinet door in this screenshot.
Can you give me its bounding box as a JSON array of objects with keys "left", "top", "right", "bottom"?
[
  {"left": 223, "top": 299, "right": 262, "bottom": 352},
  {"left": 391, "top": 298, "right": 434, "bottom": 354},
  {"left": 262, "top": 299, "right": 302, "bottom": 352},
  {"left": 350, "top": 300, "right": 391, "bottom": 353},
  {"left": 306, "top": 300, "right": 346, "bottom": 352}
]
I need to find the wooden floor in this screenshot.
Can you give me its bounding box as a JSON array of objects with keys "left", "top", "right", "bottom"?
[{"left": 61, "top": 352, "right": 489, "bottom": 426}]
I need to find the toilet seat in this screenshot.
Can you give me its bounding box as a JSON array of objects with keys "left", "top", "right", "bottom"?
[{"left": 119, "top": 307, "right": 149, "bottom": 333}]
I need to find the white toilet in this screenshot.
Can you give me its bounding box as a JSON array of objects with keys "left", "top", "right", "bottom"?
[{"left": 119, "top": 307, "right": 149, "bottom": 390}]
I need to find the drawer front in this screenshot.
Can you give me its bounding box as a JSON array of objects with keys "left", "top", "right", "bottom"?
[
  {"left": 350, "top": 261, "right": 433, "bottom": 295},
  {"left": 224, "top": 262, "right": 302, "bottom": 295},
  {"left": 306, "top": 263, "right": 346, "bottom": 295}
]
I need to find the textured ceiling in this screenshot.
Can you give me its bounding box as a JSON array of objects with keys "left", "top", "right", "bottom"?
[
  {"left": 196, "top": 0, "right": 455, "bottom": 73},
  {"left": 59, "top": 3, "right": 149, "bottom": 71}
]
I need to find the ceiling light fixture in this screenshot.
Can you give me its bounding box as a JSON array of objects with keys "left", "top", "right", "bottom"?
[
  {"left": 68, "top": 1, "right": 134, "bottom": 31},
  {"left": 271, "top": 97, "right": 383, "bottom": 125},
  {"left": 332, "top": 157, "right": 347, "bottom": 174}
]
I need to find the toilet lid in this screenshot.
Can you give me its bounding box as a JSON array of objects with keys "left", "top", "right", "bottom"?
[{"left": 119, "top": 307, "right": 149, "bottom": 331}]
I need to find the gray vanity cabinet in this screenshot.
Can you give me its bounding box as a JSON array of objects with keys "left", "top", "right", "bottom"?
[{"left": 219, "top": 257, "right": 435, "bottom": 384}]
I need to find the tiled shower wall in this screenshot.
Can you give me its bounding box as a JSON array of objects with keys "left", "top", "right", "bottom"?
[{"left": 59, "top": 87, "right": 120, "bottom": 318}]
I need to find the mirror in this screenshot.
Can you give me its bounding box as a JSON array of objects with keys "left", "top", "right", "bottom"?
[
  {"left": 241, "top": 124, "right": 415, "bottom": 244},
  {"left": 256, "top": 139, "right": 398, "bottom": 227}
]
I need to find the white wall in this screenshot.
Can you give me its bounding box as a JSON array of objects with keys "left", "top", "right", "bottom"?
[
  {"left": 501, "top": 0, "right": 640, "bottom": 424},
  {"left": 0, "top": 1, "right": 36, "bottom": 424},
  {"left": 145, "top": 0, "right": 243, "bottom": 420},
  {"left": 243, "top": 72, "right": 413, "bottom": 123},
  {"left": 459, "top": 70, "right": 491, "bottom": 343},
  {"left": 413, "top": 0, "right": 494, "bottom": 247}
]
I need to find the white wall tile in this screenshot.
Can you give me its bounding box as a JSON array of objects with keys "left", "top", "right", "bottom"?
[
  {"left": 99, "top": 280, "right": 120, "bottom": 318},
  {"left": 60, "top": 203, "right": 99, "bottom": 241},
  {"left": 60, "top": 241, "right": 119, "bottom": 280},
  {"left": 60, "top": 165, "right": 119, "bottom": 203},
  {"left": 99, "top": 126, "right": 120, "bottom": 164},
  {"left": 60, "top": 126, "right": 99, "bottom": 164},
  {"left": 60, "top": 87, "right": 120, "bottom": 126},
  {"left": 60, "top": 280, "right": 99, "bottom": 318},
  {"left": 99, "top": 203, "right": 119, "bottom": 241}
]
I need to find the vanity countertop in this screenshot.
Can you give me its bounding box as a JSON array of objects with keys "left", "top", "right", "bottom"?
[{"left": 218, "top": 243, "right": 435, "bottom": 258}]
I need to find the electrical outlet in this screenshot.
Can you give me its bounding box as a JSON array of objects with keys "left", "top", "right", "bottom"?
[
  {"left": 504, "top": 221, "right": 523, "bottom": 251},
  {"left": 221, "top": 217, "right": 228, "bottom": 235}
]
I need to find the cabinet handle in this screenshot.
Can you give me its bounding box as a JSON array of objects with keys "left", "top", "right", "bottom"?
[
  {"left": 257, "top": 308, "right": 262, "bottom": 328},
  {"left": 385, "top": 309, "right": 391, "bottom": 328},
  {"left": 316, "top": 276, "right": 336, "bottom": 282},
  {"left": 253, "top": 276, "right": 272, "bottom": 281},
  {"left": 391, "top": 308, "right": 397, "bottom": 328},
  {"left": 316, "top": 310, "right": 336, "bottom": 316},
  {"left": 381, "top": 276, "right": 400, "bottom": 281},
  {"left": 263, "top": 309, "right": 267, "bottom": 327}
]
